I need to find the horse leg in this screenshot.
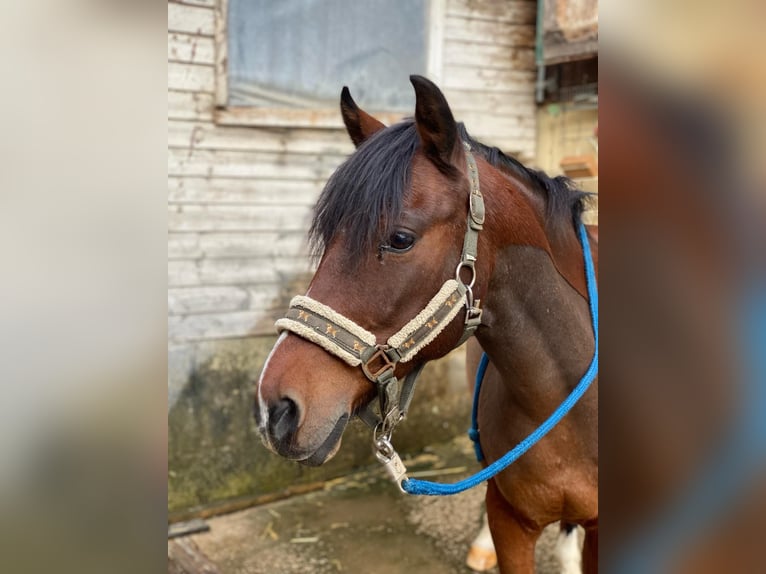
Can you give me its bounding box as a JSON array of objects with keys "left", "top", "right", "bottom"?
[
  {"left": 555, "top": 523, "right": 582, "bottom": 574},
  {"left": 486, "top": 479, "right": 540, "bottom": 573},
  {"left": 465, "top": 341, "right": 497, "bottom": 571},
  {"left": 466, "top": 511, "right": 497, "bottom": 571},
  {"left": 581, "top": 527, "right": 598, "bottom": 574}
]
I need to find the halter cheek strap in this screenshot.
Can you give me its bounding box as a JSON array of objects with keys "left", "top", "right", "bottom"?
[{"left": 274, "top": 143, "right": 484, "bottom": 489}]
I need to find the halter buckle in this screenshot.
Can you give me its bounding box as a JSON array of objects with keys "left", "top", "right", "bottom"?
[
  {"left": 469, "top": 191, "right": 485, "bottom": 228},
  {"left": 361, "top": 347, "right": 397, "bottom": 382}
]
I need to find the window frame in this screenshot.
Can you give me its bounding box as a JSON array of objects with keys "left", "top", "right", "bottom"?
[{"left": 214, "top": 0, "right": 445, "bottom": 128}]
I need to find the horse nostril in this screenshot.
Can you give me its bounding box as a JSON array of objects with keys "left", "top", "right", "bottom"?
[{"left": 268, "top": 397, "right": 299, "bottom": 444}]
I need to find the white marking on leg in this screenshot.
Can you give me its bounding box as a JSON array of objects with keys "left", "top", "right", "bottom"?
[
  {"left": 555, "top": 525, "right": 582, "bottom": 574},
  {"left": 256, "top": 331, "right": 287, "bottom": 431},
  {"left": 472, "top": 512, "right": 495, "bottom": 550},
  {"left": 466, "top": 512, "right": 497, "bottom": 571}
]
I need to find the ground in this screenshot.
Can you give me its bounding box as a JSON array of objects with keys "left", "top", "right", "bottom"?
[{"left": 178, "top": 436, "right": 568, "bottom": 574}]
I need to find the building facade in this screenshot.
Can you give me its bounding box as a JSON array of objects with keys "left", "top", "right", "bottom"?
[{"left": 167, "top": 0, "right": 594, "bottom": 514}]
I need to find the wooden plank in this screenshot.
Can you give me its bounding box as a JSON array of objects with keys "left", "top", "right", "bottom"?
[
  {"left": 444, "top": 16, "right": 535, "bottom": 47},
  {"left": 442, "top": 73, "right": 535, "bottom": 94},
  {"left": 169, "top": 286, "right": 249, "bottom": 315},
  {"left": 168, "top": 233, "right": 202, "bottom": 259},
  {"left": 443, "top": 88, "right": 535, "bottom": 114},
  {"left": 168, "top": 231, "right": 308, "bottom": 259},
  {"left": 168, "top": 204, "right": 313, "bottom": 233},
  {"left": 168, "top": 2, "right": 214, "bottom": 36},
  {"left": 169, "top": 0, "right": 216, "bottom": 8},
  {"left": 457, "top": 128, "right": 535, "bottom": 152},
  {"left": 198, "top": 231, "right": 308, "bottom": 258},
  {"left": 450, "top": 106, "right": 537, "bottom": 139},
  {"left": 427, "top": 0, "right": 446, "bottom": 83},
  {"left": 168, "top": 257, "right": 311, "bottom": 288},
  {"left": 170, "top": 305, "right": 314, "bottom": 341},
  {"left": 446, "top": 122, "right": 534, "bottom": 158},
  {"left": 169, "top": 284, "right": 299, "bottom": 316},
  {"left": 167, "top": 120, "right": 354, "bottom": 155},
  {"left": 168, "top": 62, "right": 215, "bottom": 93},
  {"left": 456, "top": 113, "right": 536, "bottom": 137},
  {"left": 453, "top": 133, "right": 534, "bottom": 158},
  {"left": 443, "top": 64, "right": 536, "bottom": 90},
  {"left": 169, "top": 262, "right": 291, "bottom": 289},
  {"left": 452, "top": 106, "right": 537, "bottom": 129},
  {"left": 169, "top": 260, "right": 201, "bottom": 286},
  {"left": 168, "top": 518, "right": 210, "bottom": 539},
  {"left": 167, "top": 147, "right": 342, "bottom": 180},
  {"left": 215, "top": 107, "right": 406, "bottom": 130},
  {"left": 443, "top": 42, "right": 536, "bottom": 71},
  {"left": 471, "top": 130, "right": 535, "bottom": 156},
  {"left": 168, "top": 91, "right": 215, "bottom": 122},
  {"left": 169, "top": 311, "right": 261, "bottom": 341},
  {"left": 168, "top": 538, "right": 220, "bottom": 574},
  {"left": 446, "top": 0, "right": 536, "bottom": 24},
  {"left": 168, "top": 33, "right": 215, "bottom": 65},
  {"left": 168, "top": 177, "right": 321, "bottom": 206},
  {"left": 214, "top": 0, "right": 228, "bottom": 107}
]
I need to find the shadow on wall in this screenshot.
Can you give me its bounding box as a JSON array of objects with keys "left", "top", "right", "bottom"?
[{"left": 168, "top": 337, "right": 471, "bottom": 518}]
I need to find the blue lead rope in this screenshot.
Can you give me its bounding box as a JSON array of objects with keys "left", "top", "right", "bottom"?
[
  {"left": 402, "top": 222, "right": 598, "bottom": 496},
  {"left": 468, "top": 353, "right": 490, "bottom": 462}
]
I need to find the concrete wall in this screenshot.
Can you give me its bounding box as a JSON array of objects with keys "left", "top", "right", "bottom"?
[{"left": 169, "top": 342, "right": 470, "bottom": 516}]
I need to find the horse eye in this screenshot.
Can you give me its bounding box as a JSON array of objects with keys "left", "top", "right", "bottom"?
[{"left": 385, "top": 231, "right": 415, "bottom": 252}]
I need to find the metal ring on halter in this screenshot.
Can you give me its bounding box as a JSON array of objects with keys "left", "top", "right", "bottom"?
[
  {"left": 373, "top": 421, "right": 388, "bottom": 443},
  {"left": 455, "top": 259, "right": 476, "bottom": 289},
  {"left": 374, "top": 435, "right": 395, "bottom": 458},
  {"left": 373, "top": 411, "right": 398, "bottom": 445}
]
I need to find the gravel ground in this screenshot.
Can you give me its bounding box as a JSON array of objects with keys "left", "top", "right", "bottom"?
[{"left": 185, "top": 436, "right": 577, "bottom": 573}]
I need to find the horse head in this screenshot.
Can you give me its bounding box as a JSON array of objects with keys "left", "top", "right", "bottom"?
[{"left": 255, "top": 76, "right": 486, "bottom": 465}]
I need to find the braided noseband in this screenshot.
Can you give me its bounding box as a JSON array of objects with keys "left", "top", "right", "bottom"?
[{"left": 274, "top": 143, "right": 484, "bottom": 488}]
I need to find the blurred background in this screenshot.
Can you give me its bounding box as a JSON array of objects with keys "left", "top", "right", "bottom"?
[{"left": 0, "top": 0, "right": 764, "bottom": 572}]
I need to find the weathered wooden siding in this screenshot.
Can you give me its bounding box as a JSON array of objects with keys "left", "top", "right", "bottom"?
[
  {"left": 169, "top": 1, "right": 347, "bottom": 344},
  {"left": 535, "top": 105, "right": 599, "bottom": 224},
  {"left": 168, "top": 0, "right": 538, "bottom": 347},
  {"left": 442, "top": 0, "right": 537, "bottom": 156}
]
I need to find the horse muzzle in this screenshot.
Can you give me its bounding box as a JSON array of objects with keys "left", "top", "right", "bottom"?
[{"left": 254, "top": 391, "right": 349, "bottom": 466}]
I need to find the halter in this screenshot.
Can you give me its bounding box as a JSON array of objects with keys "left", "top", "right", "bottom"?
[{"left": 275, "top": 142, "right": 484, "bottom": 489}]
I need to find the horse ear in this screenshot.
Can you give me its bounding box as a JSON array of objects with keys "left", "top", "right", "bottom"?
[
  {"left": 410, "top": 75, "right": 458, "bottom": 171},
  {"left": 340, "top": 86, "right": 386, "bottom": 147}
]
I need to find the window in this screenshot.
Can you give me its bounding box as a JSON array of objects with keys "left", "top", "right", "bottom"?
[{"left": 216, "top": 0, "right": 442, "bottom": 127}]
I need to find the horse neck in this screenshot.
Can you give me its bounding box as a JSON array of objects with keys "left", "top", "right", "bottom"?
[{"left": 475, "top": 170, "right": 595, "bottom": 414}]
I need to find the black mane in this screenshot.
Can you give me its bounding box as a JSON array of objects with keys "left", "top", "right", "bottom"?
[{"left": 309, "top": 120, "right": 588, "bottom": 261}]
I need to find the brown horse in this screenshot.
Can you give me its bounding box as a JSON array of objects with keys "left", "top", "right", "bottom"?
[{"left": 255, "top": 76, "right": 598, "bottom": 573}]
